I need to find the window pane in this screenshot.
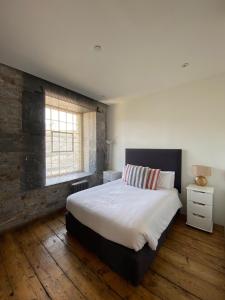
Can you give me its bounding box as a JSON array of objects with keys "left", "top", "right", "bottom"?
[
  {"left": 60, "top": 132, "right": 67, "bottom": 142},
  {"left": 45, "top": 107, "right": 50, "bottom": 119},
  {"left": 52, "top": 109, "right": 58, "bottom": 120},
  {"left": 46, "top": 142, "right": 52, "bottom": 153},
  {"left": 60, "top": 133, "right": 67, "bottom": 151},
  {"left": 53, "top": 131, "right": 59, "bottom": 138},
  {"left": 67, "top": 134, "right": 73, "bottom": 151},
  {"left": 67, "top": 152, "right": 73, "bottom": 161},
  {"left": 53, "top": 142, "right": 59, "bottom": 152},
  {"left": 67, "top": 122, "right": 73, "bottom": 131},
  {"left": 51, "top": 168, "right": 59, "bottom": 176},
  {"left": 46, "top": 130, "right": 51, "bottom": 138},
  {"left": 59, "top": 111, "right": 66, "bottom": 122},
  {"left": 60, "top": 144, "right": 67, "bottom": 152},
  {"left": 51, "top": 153, "right": 58, "bottom": 164},
  {"left": 46, "top": 119, "right": 51, "bottom": 130},
  {"left": 52, "top": 132, "right": 59, "bottom": 152},
  {"left": 67, "top": 113, "right": 72, "bottom": 122},
  {"left": 60, "top": 122, "right": 66, "bottom": 131},
  {"left": 52, "top": 120, "right": 59, "bottom": 131}
]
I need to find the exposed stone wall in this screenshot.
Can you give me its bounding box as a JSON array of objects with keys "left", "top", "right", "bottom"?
[{"left": 0, "top": 63, "right": 107, "bottom": 232}]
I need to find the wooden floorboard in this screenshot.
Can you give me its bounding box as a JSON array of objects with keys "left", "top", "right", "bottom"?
[
  {"left": 0, "top": 212, "right": 224, "bottom": 300},
  {"left": 164, "top": 235, "right": 225, "bottom": 274},
  {"left": 14, "top": 227, "right": 85, "bottom": 300},
  {"left": 0, "top": 252, "right": 15, "bottom": 300},
  {"left": 0, "top": 233, "right": 50, "bottom": 300}
]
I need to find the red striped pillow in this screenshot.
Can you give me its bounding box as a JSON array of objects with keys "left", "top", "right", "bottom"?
[{"left": 146, "top": 168, "right": 161, "bottom": 190}]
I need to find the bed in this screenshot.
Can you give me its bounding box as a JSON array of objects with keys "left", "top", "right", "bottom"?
[{"left": 66, "top": 148, "right": 182, "bottom": 285}]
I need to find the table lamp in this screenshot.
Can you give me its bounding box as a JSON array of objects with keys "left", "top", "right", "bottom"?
[{"left": 192, "top": 165, "right": 211, "bottom": 186}]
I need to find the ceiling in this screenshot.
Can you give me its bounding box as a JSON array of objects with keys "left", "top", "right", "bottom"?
[{"left": 1, "top": 0, "right": 225, "bottom": 103}]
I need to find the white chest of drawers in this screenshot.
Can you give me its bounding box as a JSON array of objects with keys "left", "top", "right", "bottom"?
[
  {"left": 103, "top": 170, "right": 122, "bottom": 184},
  {"left": 186, "top": 184, "right": 214, "bottom": 233}
]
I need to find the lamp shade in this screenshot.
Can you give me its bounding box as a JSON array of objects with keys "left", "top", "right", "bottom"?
[{"left": 192, "top": 165, "right": 211, "bottom": 177}]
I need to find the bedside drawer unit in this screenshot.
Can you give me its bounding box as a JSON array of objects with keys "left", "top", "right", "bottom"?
[
  {"left": 186, "top": 184, "right": 214, "bottom": 233},
  {"left": 103, "top": 170, "right": 122, "bottom": 184},
  {"left": 189, "top": 190, "right": 212, "bottom": 206},
  {"left": 187, "top": 213, "right": 213, "bottom": 233}
]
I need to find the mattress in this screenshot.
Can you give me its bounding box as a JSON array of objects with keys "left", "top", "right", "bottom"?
[{"left": 66, "top": 179, "right": 182, "bottom": 251}]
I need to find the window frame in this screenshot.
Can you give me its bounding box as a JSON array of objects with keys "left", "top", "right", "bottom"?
[{"left": 45, "top": 104, "right": 83, "bottom": 178}]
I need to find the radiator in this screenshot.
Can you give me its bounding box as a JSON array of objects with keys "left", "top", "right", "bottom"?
[{"left": 71, "top": 179, "right": 89, "bottom": 193}]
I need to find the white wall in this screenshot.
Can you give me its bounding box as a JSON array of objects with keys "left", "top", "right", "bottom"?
[{"left": 107, "top": 75, "right": 225, "bottom": 226}]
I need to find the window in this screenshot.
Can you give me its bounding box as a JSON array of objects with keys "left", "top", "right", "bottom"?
[{"left": 45, "top": 99, "right": 83, "bottom": 177}]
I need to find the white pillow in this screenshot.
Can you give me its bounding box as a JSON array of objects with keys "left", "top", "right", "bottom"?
[{"left": 157, "top": 171, "right": 175, "bottom": 189}]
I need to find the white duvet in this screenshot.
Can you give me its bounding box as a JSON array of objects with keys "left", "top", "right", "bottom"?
[{"left": 66, "top": 179, "right": 182, "bottom": 251}]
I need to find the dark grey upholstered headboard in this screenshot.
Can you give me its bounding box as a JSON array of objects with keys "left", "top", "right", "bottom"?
[{"left": 125, "top": 149, "right": 182, "bottom": 193}]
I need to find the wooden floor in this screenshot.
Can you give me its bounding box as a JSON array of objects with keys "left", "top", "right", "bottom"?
[{"left": 0, "top": 212, "right": 224, "bottom": 300}]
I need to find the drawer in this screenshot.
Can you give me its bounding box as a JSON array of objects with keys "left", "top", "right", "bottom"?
[
  {"left": 103, "top": 172, "right": 112, "bottom": 180},
  {"left": 103, "top": 179, "right": 111, "bottom": 184},
  {"left": 187, "top": 200, "right": 212, "bottom": 218},
  {"left": 190, "top": 190, "right": 212, "bottom": 206},
  {"left": 103, "top": 171, "right": 122, "bottom": 181},
  {"left": 187, "top": 213, "right": 213, "bottom": 232},
  {"left": 110, "top": 172, "right": 122, "bottom": 180}
]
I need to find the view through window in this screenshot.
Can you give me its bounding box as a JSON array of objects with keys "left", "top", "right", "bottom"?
[{"left": 45, "top": 96, "right": 83, "bottom": 177}]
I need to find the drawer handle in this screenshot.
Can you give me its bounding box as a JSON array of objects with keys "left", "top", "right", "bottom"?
[
  {"left": 193, "top": 213, "right": 205, "bottom": 219},
  {"left": 193, "top": 190, "right": 205, "bottom": 194},
  {"left": 193, "top": 201, "right": 205, "bottom": 206}
]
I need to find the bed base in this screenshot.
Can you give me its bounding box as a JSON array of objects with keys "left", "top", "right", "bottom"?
[{"left": 66, "top": 211, "right": 179, "bottom": 285}]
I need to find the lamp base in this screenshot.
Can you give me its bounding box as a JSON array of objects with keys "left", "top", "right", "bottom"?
[{"left": 195, "top": 176, "right": 208, "bottom": 186}]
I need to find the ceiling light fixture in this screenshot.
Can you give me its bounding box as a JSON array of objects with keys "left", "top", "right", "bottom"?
[
  {"left": 94, "top": 45, "right": 102, "bottom": 51},
  {"left": 182, "top": 62, "right": 190, "bottom": 68}
]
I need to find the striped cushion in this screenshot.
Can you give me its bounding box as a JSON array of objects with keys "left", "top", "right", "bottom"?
[
  {"left": 146, "top": 168, "right": 161, "bottom": 190},
  {"left": 125, "top": 164, "right": 149, "bottom": 188}
]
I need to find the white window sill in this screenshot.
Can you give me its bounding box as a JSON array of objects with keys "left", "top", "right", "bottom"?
[{"left": 45, "top": 171, "right": 92, "bottom": 186}]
